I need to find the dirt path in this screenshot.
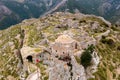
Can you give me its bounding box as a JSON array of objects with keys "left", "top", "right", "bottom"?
[{"left": 26, "top": 70, "right": 41, "bottom": 80}]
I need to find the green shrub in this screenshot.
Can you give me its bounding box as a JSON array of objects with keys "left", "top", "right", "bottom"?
[{"left": 81, "top": 44, "right": 95, "bottom": 68}]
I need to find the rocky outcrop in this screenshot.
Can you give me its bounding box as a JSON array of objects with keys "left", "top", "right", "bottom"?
[
  {"left": 86, "top": 51, "right": 100, "bottom": 79},
  {"left": 26, "top": 70, "right": 41, "bottom": 80},
  {"left": 0, "top": 5, "right": 11, "bottom": 16},
  {"left": 96, "top": 30, "right": 110, "bottom": 41},
  {"left": 71, "top": 56, "right": 86, "bottom": 80}
]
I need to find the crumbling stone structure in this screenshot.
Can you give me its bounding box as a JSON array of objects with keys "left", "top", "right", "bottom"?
[{"left": 50, "top": 35, "right": 80, "bottom": 58}]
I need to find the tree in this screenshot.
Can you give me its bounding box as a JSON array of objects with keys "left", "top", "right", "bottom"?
[{"left": 81, "top": 44, "right": 95, "bottom": 68}]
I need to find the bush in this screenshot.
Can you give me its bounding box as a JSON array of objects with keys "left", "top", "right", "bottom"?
[
  {"left": 106, "top": 39, "right": 114, "bottom": 45},
  {"left": 101, "top": 36, "right": 107, "bottom": 43},
  {"left": 101, "top": 37, "right": 115, "bottom": 46},
  {"left": 117, "top": 46, "right": 120, "bottom": 50},
  {"left": 81, "top": 44, "right": 95, "bottom": 68}
]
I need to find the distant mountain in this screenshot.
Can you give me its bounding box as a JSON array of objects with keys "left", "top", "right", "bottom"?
[
  {"left": 0, "top": 0, "right": 61, "bottom": 29},
  {"left": 0, "top": 0, "right": 120, "bottom": 29},
  {"left": 56, "top": 0, "right": 120, "bottom": 23}
]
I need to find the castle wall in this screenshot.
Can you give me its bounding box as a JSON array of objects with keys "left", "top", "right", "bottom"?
[{"left": 50, "top": 41, "right": 79, "bottom": 57}]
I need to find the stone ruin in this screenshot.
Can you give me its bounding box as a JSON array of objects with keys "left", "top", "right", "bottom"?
[
  {"left": 17, "top": 34, "right": 99, "bottom": 80},
  {"left": 50, "top": 35, "right": 80, "bottom": 59}
]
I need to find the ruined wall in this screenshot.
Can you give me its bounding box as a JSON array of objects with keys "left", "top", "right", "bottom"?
[{"left": 50, "top": 40, "right": 80, "bottom": 58}]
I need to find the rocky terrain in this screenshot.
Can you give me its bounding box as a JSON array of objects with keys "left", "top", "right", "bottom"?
[{"left": 0, "top": 12, "right": 120, "bottom": 80}]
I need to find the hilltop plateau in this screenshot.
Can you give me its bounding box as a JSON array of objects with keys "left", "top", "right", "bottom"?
[{"left": 0, "top": 12, "right": 120, "bottom": 80}]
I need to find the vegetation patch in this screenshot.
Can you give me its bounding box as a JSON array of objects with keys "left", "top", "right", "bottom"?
[{"left": 81, "top": 44, "right": 95, "bottom": 68}]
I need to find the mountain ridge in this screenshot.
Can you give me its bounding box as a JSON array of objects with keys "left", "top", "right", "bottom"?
[{"left": 0, "top": 0, "right": 120, "bottom": 29}]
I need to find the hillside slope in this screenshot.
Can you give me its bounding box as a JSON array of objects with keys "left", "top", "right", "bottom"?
[{"left": 0, "top": 12, "right": 120, "bottom": 80}]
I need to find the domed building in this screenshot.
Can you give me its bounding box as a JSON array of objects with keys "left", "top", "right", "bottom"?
[{"left": 50, "top": 35, "right": 80, "bottom": 58}]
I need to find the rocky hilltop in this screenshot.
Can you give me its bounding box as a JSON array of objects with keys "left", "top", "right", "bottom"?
[{"left": 0, "top": 12, "right": 120, "bottom": 80}]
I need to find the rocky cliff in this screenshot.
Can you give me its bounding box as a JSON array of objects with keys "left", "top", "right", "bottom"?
[{"left": 0, "top": 12, "right": 120, "bottom": 80}]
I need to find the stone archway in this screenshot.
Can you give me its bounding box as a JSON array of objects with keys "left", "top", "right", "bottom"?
[{"left": 26, "top": 55, "right": 33, "bottom": 62}]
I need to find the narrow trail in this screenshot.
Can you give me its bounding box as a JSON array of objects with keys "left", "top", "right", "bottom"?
[{"left": 42, "top": 0, "right": 67, "bottom": 16}]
